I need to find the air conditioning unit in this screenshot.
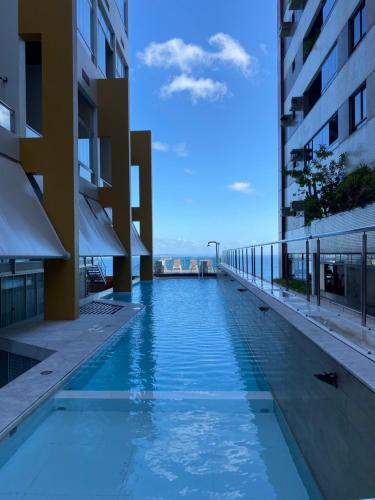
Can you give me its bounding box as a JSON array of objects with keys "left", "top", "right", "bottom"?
[
  {"left": 290, "top": 96, "right": 304, "bottom": 112},
  {"left": 290, "top": 148, "right": 308, "bottom": 162},
  {"left": 281, "top": 207, "right": 296, "bottom": 217},
  {"left": 280, "top": 22, "right": 294, "bottom": 38},
  {"left": 289, "top": 0, "right": 306, "bottom": 10},
  {"left": 280, "top": 113, "right": 296, "bottom": 127}
]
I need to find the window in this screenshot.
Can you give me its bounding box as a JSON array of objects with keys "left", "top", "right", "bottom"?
[
  {"left": 115, "top": 50, "right": 127, "bottom": 78},
  {"left": 350, "top": 2, "right": 366, "bottom": 51},
  {"left": 303, "top": 0, "right": 336, "bottom": 62},
  {"left": 322, "top": 0, "right": 336, "bottom": 25},
  {"left": 328, "top": 113, "right": 338, "bottom": 145},
  {"left": 321, "top": 44, "right": 338, "bottom": 92},
  {"left": 97, "top": 8, "right": 113, "bottom": 77},
  {"left": 77, "top": 0, "right": 93, "bottom": 53},
  {"left": 304, "top": 43, "right": 338, "bottom": 115},
  {"left": 351, "top": 84, "right": 367, "bottom": 131},
  {"left": 305, "top": 112, "right": 339, "bottom": 160},
  {"left": 0, "top": 101, "right": 14, "bottom": 132},
  {"left": 115, "top": 0, "right": 126, "bottom": 25},
  {"left": 78, "top": 92, "right": 94, "bottom": 183}
]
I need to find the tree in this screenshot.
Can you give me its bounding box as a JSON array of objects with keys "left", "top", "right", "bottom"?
[{"left": 285, "top": 145, "right": 347, "bottom": 224}]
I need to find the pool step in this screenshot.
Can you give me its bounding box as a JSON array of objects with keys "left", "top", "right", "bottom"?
[{"left": 55, "top": 390, "right": 273, "bottom": 400}]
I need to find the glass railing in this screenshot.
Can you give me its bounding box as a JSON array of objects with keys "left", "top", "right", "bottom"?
[{"left": 222, "top": 224, "right": 375, "bottom": 327}]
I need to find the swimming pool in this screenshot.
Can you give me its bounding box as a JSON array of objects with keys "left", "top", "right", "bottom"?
[{"left": 0, "top": 279, "right": 321, "bottom": 499}]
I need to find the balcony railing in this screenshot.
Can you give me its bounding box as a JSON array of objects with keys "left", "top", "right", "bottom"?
[{"left": 222, "top": 224, "right": 375, "bottom": 327}]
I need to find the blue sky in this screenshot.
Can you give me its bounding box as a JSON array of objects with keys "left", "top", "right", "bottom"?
[{"left": 129, "top": 0, "right": 278, "bottom": 255}]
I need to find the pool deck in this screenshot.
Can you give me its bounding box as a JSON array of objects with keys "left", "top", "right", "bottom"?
[
  {"left": 0, "top": 297, "right": 143, "bottom": 442},
  {"left": 220, "top": 264, "right": 375, "bottom": 393}
]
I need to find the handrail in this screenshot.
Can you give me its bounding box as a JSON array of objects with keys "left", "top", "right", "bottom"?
[
  {"left": 224, "top": 223, "right": 375, "bottom": 252},
  {"left": 222, "top": 223, "right": 375, "bottom": 328}
]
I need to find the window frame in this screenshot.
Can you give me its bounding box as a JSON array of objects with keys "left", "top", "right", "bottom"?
[
  {"left": 304, "top": 111, "right": 339, "bottom": 161},
  {"left": 97, "top": 7, "right": 114, "bottom": 77},
  {"left": 350, "top": 84, "right": 367, "bottom": 132},
  {"left": 76, "top": 0, "right": 94, "bottom": 57},
  {"left": 350, "top": 1, "right": 366, "bottom": 53}
]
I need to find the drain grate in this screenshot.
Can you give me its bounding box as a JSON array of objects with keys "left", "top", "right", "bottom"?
[{"left": 80, "top": 301, "right": 123, "bottom": 315}]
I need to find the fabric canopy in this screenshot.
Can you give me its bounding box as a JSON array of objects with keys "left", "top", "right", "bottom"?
[
  {"left": 0, "top": 157, "right": 68, "bottom": 259},
  {"left": 79, "top": 194, "right": 126, "bottom": 257},
  {"left": 131, "top": 223, "right": 150, "bottom": 256}
]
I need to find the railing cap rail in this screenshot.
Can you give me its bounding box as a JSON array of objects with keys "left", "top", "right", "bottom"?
[{"left": 224, "top": 224, "right": 375, "bottom": 252}]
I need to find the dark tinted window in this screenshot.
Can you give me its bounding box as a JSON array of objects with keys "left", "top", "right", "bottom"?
[
  {"left": 351, "top": 85, "right": 367, "bottom": 130},
  {"left": 351, "top": 2, "right": 366, "bottom": 50}
]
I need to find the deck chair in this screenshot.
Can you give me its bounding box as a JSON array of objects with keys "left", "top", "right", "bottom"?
[
  {"left": 189, "top": 259, "right": 198, "bottom": 273},
  {"left": 172, "top": 259, "right": 182, "bottom": 272},
  {"left": 206, "top": 259, "right": 214, "bottom": 272}
]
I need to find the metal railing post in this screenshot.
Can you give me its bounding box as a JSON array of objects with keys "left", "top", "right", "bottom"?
[
  {"left": 261, "top": 246, "right": 264, "bottom": 282},
  {"left": 271, "top": 245, "right": 274, "bottom": 285},
  {"left": 246, "top": 248, "right": 249, "bottom": 278},
  {"left": 306, "top": 239, "right": 310, "bottom": 301},
  {"left": 254, "top": 247, "right": 256, "bottom": 278},
  {"left": 242, "top": 248, "right": 244, "bottom": 275},
  {"left": 361, "top": 232, "right": 367, "bottom": 327},
  {"left": 316, "top": 238, "right": 321, "bottom": 306},
  {"left": 283, "top": 243, "right": 289, "bottom": 291}
]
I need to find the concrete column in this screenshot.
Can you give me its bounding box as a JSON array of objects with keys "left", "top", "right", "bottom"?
[
  {"left": 131, "top": 131, "right": 153, "bottom": 281},
  {"left": 97, "top": 78, "right": 132, "bottom": 291},
  {"left": 19, "top": 0, "right": 80, "bottom": 320}
]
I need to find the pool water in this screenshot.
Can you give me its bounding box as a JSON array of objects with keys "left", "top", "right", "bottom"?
[
  {"left": 68, "top": 280, "right": 266, "bottom": 392},
  {"left": 0, "top": 279, "right": 321, "bottom": 499}
]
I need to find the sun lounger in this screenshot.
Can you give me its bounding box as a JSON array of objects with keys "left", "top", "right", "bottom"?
[{"left": 172, "top": 259, "right": 182, "bottom": 272}]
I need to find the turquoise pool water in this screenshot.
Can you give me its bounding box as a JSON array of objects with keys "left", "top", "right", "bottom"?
[
  {"left": 0, "top": 279, "right": 321, "bottom": 499},
  {"left": 68, "top": 280, "right": 266, "bottom": 392}
]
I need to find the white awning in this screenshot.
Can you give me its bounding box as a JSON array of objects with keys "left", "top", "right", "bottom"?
[
  {"left": 79, "top": 194, "right": 126, "bottom": 257},
  {"left": 0, "top": 157, "right": 69, "bottom": 259},
  {"left": 131, "top": 223, "right": 150, "bottom": 256}
]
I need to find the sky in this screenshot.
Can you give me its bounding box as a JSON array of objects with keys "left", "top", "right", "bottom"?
[{"left": 129, "top": 0, "right": 279, "bottom": 255}]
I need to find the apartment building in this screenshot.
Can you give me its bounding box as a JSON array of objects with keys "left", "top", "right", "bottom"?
[
  {"left": 279, "top": 0, "right": 375, "bottom": 311},
  {"left": 0, "top": 0, "right": 153, "bottom": 327}
]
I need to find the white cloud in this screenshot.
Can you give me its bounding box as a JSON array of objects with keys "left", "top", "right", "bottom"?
[
  {"left": 184, "top": 168, "right": 194, "bottom": 175},
  {"left": 259, "top": 43, "right": 269, "bottom": 56},
  {"left": 172, "top": 143, "right": 189, "bottom": 157},
  {"left": 138, "top": 38, "right": 206, "bottom": 73},
  {"left": 138, "top": 33, "right": 257, "bottom": 78},
  {"left": 152, "top": 141, "right": 189, "bottom": 157},
  {"left": 161, "top": 74, "right": 228, "bottom": 103},
  {"left": 152, "top": 141, "right": 170, "bottom": 152},
  {"left": 209, "top": 33, "right": 256, "bottom": 77},
  {"left": 228, "top": 182, "right": 255, "bottom": 194}
]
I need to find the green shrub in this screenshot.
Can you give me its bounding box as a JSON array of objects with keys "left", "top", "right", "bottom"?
[
  {"left": 274, "top": 278, "right": 307, "bottom": 295},
  {"left": 333, "top": 165, "right": 375, "bottom": 213}
]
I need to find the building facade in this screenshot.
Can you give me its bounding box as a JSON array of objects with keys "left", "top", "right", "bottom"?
[
  {"left": 0, "top": 0, "right": 153, "bottom": 327},
  {"left": 279, "top": 0, "right": 375, "bottom": 310}
]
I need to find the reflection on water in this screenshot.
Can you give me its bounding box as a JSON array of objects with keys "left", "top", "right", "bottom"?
[{"left": 69, "top": 280, "right": 266, "bottom": 391}]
